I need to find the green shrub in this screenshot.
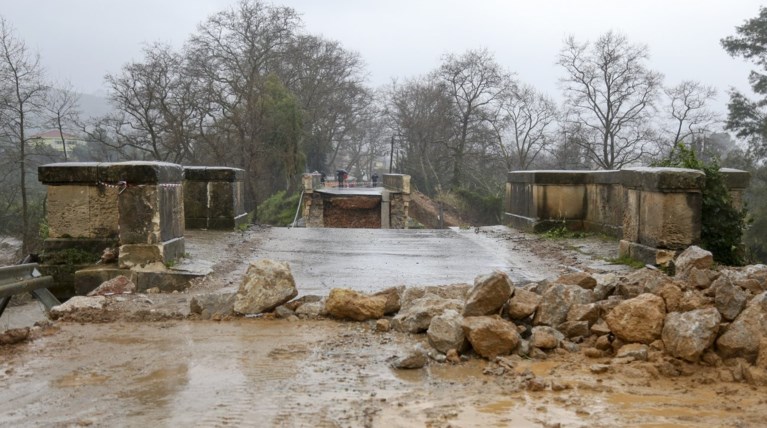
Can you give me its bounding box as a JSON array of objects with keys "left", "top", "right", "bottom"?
[
  {"left": 257, "top": 191, "right": 302, "bottom": 226},
  {"left": 654, "top": 143, "right": 748, "bottom": 265},
  {"left": 453, "top": 188, "right": 503, "bottom": 225}
]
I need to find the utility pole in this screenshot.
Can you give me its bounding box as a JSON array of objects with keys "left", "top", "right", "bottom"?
[{"left": 389, "top": 136, "right": 395, "bottom": 173}]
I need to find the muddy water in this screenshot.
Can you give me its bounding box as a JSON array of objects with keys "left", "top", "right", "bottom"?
[{"left": 2, "top": 320, "right": 765, "bottom": 427}]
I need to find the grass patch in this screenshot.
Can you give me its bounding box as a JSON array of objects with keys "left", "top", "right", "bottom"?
[
  {"left": 540, "top": 225, "right": 588, "bottom": 239},
  {"left": 607, "top": 255, "right": 645, "bottom": 269}
]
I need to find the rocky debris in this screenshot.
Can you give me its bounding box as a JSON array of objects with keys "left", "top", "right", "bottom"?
[
  {"left": 558, "top": 321, "right": 590, "bottom": 338},
  {"left": 675, "top": 246, "right": 714, "bottom": 278},
  {"left": 615, "top": 343, "right": 648, "bottom": 361},
  {"left": 234, "top": 259, "right": 297, "bottom": 315},
  {"left": 373, "top": 286, "right": 404, "bottom": 315},
  {"left": 51, "top": 296, "right": 107, "bottom": 319},
  {"left": 399, "top": 283, "right": 470, "bottom": 310},
  {"left": 590, "top": 320, "right": 611, "bottom": 336},
  {"left": 678, "top": 290, "right": 713, "bottom": 312},
  {"left": 655, "top": 282, "right": 684, "bottom": 313},
  {"left": 295, "top": 300, "right": 325, "bottom": 318},
  {"left": 505, "top": 288, "right": 540, "bottom": 320},
  {"left": 530, "top": 326, "right": 562, "bottom": 350},
  {"left": 392, "top": 294, "right": 463, "bottom": 333},
  {"left": 391, "top": 346, "right": 428, "bottom": 369},
  {"left": 716, "top": 292, "right": 767, "bottom": 362},
  {"left": 446, "top": 348, "right": 461, "bottom": 364},
  {"left": 605, "top": 293, "right": 666, "bottom": 344},
  {"left": 87, "top": 275, "right": 135, "bottom": 296},
  {"left": 615, "top": 268, "right": 670, "bottom": 298},
  {"left": 590, "top": 364, "right": 610, "bottom": 374},
  {"left": 463, "top": 271, "right": 512, "bottom": 316},
  {"left": 274, "top": 305, "right": 296, "bottom": 319},
  {"left": 0, "top": 327, "right": 30, "bottom": 346},
  {"left": 427, "top": 309, "right": 467, "bottom": 354},
  {"left": 190, "top": 291, "right": 236, "bottom": 319},
  {"left": 567, "top": 303, "right": 599, "bottom": 326},
  {"left": 284, "top": 295, "right": 322, "bottom": 312},
  {"left": 533, "top": 284, "right": 593, "bottom": 327},
  {"left": 555, "top": 272, "right": 597, "bottom": 290},
  {"left": 461, "top": 316, "right": 520, "bottom": 359},
  {"left": 324, "top": 288, "right": 387, "bottom": 321},
  {"left": 592, "top": 274, "right": 618, "bottom": 300},
  {"left": 714, "top": 278, "right": 749, "bottom": 321},
  {"left": 662, "top": 308, "right": 721, "bottom": 362},
  {"left": 687, "top": 268, "right": 719, "bottom": 289},
  {"left": 375, "top": 319, "right": 391, "bottom": 332},
  {"left": 757, "top": 339, "right": 767, "bottom": 370}
]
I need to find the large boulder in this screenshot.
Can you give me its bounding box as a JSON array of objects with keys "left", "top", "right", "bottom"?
[
  {"left": 373, "top": 286, "right": 404, "bottom": 315},
  {"left": 461, "top": 316, "right": 520, "bottom": 359},
  {"left": 234, "top": 259, "right": 297, "bottom": 315},
  {"left": 463, "top": 271, "right": 512, "bottom": 316},
  {"left": 533, "top": 284, "right": 594, "bottom": 327},
  {"left": 716, "top": 292, "right": 767, "bottom": 362},
  {"left": 427, "top": 309, "right": 467, "bottom": 354},
  {"left": 605, "top": 293, "right": 666, "bottom": 344},
  {"left": 655, "top": 282, "right": 684, "bottom": 313},
  {"left": 505, "top": 288, "right": 540, "bottom": 320},
  {"left": 399, "top": 284, "right": 470, "bottom": 310},
  {"left": 674, "top": 246, "right": 714, "bottom": 278},
  {"left": 714, "top": 278, "right": 749, "bottom": 321},
  {"left": 530, "top": 326, "right": 563, "bottom": 349},
  {"left": 662, "top": 308, "right": 721, "bottom": 362},
  {"left": 392, "top": 294, "right": 463, "bottom": 333},
  {"left": 324, "top": 288, "right": 388, "bottom": 321},
  {"left": 555, "top": 272, "right": 597, "bottom": 290},
  {"left": 190, "top": 291, "right": 236, "bottom": 319},
  {"left": 567, "top": 303, "right": 599, "bottom": 326},
  {"left": 615, "top": 268, "right": 671, "bottom": 299}
]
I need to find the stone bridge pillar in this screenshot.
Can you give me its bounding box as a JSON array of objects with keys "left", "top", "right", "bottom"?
[
  {"left": 184, "top": 167, "right": 247, "bottom": 230},
  {"left": 39, "top": 162, "right": 185, "bottom": 269},
  {"left": 619, "top": 167, "right": 705, "bottom": 265}
]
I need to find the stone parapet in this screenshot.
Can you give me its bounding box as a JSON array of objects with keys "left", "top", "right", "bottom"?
[
  {"left": 504, "top": 167, "right": 750, "bottom": 266},
  {"left": 383, "top": 174, "right": 411, "bottom": 194},
  {"left": 183, "top": 167, "right": 247, "bottom": 230}
]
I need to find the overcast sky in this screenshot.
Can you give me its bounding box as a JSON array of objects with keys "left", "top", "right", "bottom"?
[{"left": 2, "top": 0, "right": 764, "bottom": 115}]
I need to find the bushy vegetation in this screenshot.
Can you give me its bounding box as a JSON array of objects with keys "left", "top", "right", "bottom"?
[
  {"left": 654, "top": 143, "right": 748, "bottom": 265},
  {"left": 257, "top": 191, "right": 302, "bottom": 226}
]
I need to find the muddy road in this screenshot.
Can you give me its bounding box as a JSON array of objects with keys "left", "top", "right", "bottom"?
[
  {"left": 3, "top": 226, "right": 762, "bottom": 427},
  {"left": 2, "top": 320, "right": 765, "bottom": 427}
]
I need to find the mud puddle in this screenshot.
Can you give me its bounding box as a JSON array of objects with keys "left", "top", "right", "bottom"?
[{"left": 2, "top": 319, "right": 765, "bottom": 427}]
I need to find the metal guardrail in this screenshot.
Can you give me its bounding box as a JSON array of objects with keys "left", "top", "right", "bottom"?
[{"left": 0, "top": 263, "right": 60, "bottom": 318}]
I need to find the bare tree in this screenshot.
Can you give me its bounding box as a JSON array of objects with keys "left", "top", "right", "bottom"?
[
  {"left": 438, "top": 48, "right": 512, "bottom": 189},
  {"left": 494, "top": 84, "right": 558, "bottom": 170},
  {"left": 663, "top": 80, "right": 719, "bottom": 154},
  {"left": 0, "top": 16, "right": 48, "bottom": 254},
  {"left": 45, "top": 81, "right": 81, "bottom": 161},
  {"left": 558, "top": 31, "right": 662, "bottom": 169},
  {"left": 387, "top": 77, "right": 455, "bottom": 194}
]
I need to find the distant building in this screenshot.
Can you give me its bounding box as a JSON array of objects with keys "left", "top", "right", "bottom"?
[{"left": 29, "top": 130, "right": 85, "bottom": 153}]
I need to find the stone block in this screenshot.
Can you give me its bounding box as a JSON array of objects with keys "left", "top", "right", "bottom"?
[
  {"left": 74, "top": 266, "right": 136, "bottom": 295},
  {"left": 118, "top": 237, "right": 184, "bottom": 269}
]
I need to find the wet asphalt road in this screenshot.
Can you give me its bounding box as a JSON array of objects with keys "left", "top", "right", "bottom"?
[{"left": 249, "top": 227, "right": 542, "bottom": 295}]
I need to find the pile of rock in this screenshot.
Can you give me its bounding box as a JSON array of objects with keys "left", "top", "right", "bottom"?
[{"left": 188, "top": 251, "right": 767, "bottom": 383}]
